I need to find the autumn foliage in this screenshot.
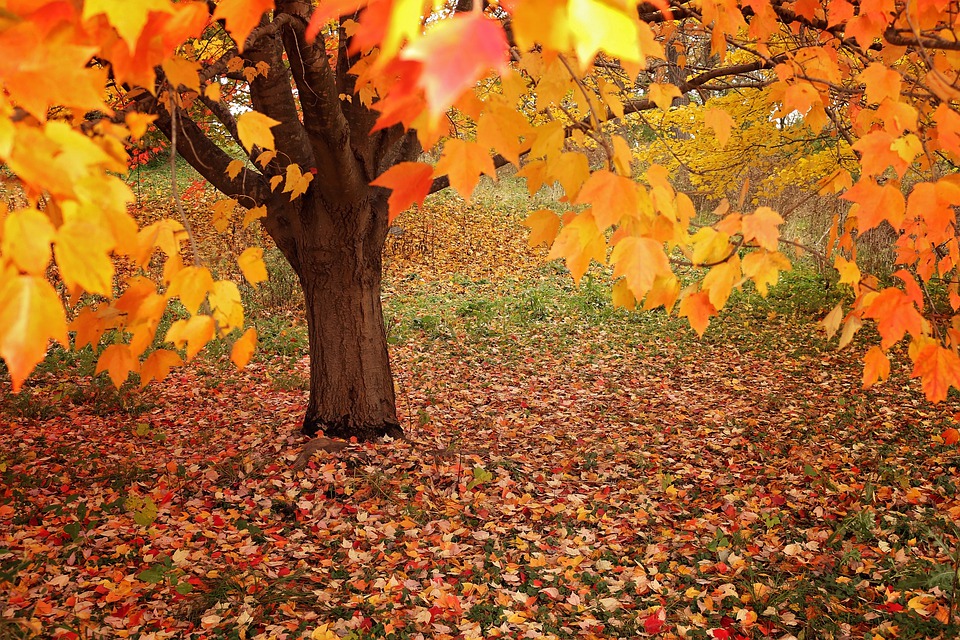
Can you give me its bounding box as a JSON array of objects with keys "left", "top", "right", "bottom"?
[{"left": 1, "top": 0, "right": 960, "bottom": 405}]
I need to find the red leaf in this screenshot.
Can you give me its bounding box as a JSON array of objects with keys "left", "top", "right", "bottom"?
[
  {"left": 643, "top": 608, "right": 665, "bottom": 634},
  {"left": 943, "top": 427, "right": 960, "bottom": 445}
]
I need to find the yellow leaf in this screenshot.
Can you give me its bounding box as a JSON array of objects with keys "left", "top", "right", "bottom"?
[
  {"left": 83, "top": 0, "right": 174, "bottom": 49},
  {"left": 2, "top": 208, "right": 55, "bottom": 275},
  {"left": 862, "top": 346, "right": 890, "bottom": 389},
  {"left": 834, "top": 256, "right": 861, "bottom": 286},
  {"left": 609, "top": 236, "right": 671, "bottom": 301},
  {"left": 236, "top": 111, "right": 280, "bottom": 152},
  {"left": 125, "top": 113, "right": 156, "bottom": 141},
  {"left": 0, "top": 275, "right": 67, "bottom": 391},
  {"left": 701, "top": 255, "right": 741, "bottom": 309},
  {"left": 55, "top": 220, "right": 115, "bottom": 297},
  {"left": 690, "top": 227, "right": 731, "bottom": 265},
  {"left": 547, "top": 211, "right": 607, "bottom": 284},
  {"left": 821, "top": 302, "right": 844, "bottom": 340},
  {"left": 742, "top": 250, "right": 791, "bottom": 296},
  {"left": 270, "top": 175, "right": 284, "bottom": 191},
  {"left": 165, "top": 315, "right": 214, "bottom": 360},
  {"left": 648, "top": 83, "right": 682, "bottom": 111},
  {"left": 256, "top": 150, "right": 277, "bottom": 167},
  {"left": 643, "top": 273, "right": 680, "bottom": 312},
  {"left": 612, "top": 279, "right": 636, "bottom": 309},
  {"left": 704, "top": 108, "right": 736, "bottom": 147},
  {"left": 139, "top": 349, "right": 182, "bottom": 387},
  {"left": 96, "top": 344, "right": 139, "bottom": 388},
  {"left": 523, "top": 209, "right": 561, "bottom": 248},
  {"left": 162, "top": 56, "right": 201, "bottom": 93},
  {"left": 226, "top": 159, "right": 244, "bottom": 180},
  {"left": 242, "top": 205, "right": 267, "bottom": 229},
  {"left": 679, "top": 291, "right": 717, "bottom": 336},
  {"left": 568, "top": 0, "right": 647, "bottom": 65},
  {"left": 231, "top": 328, "right": 257, "bottom": 369},
  {"left": 167, "top": 266, "right": 214, "bottom": 315},
  {"left": 282, "top": 164, "right": 314, "bottom": 200},
  {"left": 212, "top": 198, "right": 237, "bottom": 233},
  {"left": 742, "top": 207, "right": 784, "bottom": 251},
  {"left": 204, "top": 82, "right": 222, "bottom": 102},
  {"left": 838, "top": 315, "right": 862, "bottom": 350},
  {"left": 238, "top": 247, "right": 268, "bottom": 285},
  {"left": 209, "top": 280, "right": 243, "bottom": 334}
]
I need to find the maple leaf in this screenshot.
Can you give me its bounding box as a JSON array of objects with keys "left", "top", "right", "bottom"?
[
  {"left": 649, "top": 83, "right": 682, "bottom": 111},
  {"left": 859, "top": 62, "right": 901, "bottom": 105},
  {"left": 55, "top": 219, "right": 115, "bottom": 297},
  {"left": 242, "top": 205, "right": 267, "bottom": 229},
  {"left": 96, "top": 344, "right": 139, "bottom": 388},
  {"left": 547, "top": 211, "right": 607, "bottom": 284},
  {"left": 704, "top": 108, "right": 736, "bottom": 147},
  {"left": 610, "top": 236, "right": 671, "bottom": 301},
  {"left": 834, "top": 256, "right": 860, "bottom": 287},
  {"left": 139, "top": 349, "right": 182, "bottom": 387},
  {"left": 282, "top": 164, "right": 314, "bottom": 201},
  {"left": 567, "top": 0, "right": 659, "bottom": 64},
  {"left": 862, "top": 346, "right": 890, "bottom": 389},
  {"left": 83, "top": 0, "right": 174, "bottom": 49},
  {"left": 236, "top": 111, "right": 280, "bottom": 152},
  {"left": 0, "top": 275, "right": 67, "bottom": 391},
  {"left": 943, "top": 427, "right": 960, "bottom": 445},
  {"left": 231, "top": 328, "right": 258, "bottom": 369},
  {"left": 213, "top": 0, "right": 274, "bottom": 50},
  {"left": 821, "top": 302, "right": 843, "bottom": 340},
  {"left": 864, "top": 288, "right": 923, "bottom": 349},
  {"left": 2, "top": 208, "right": 55, "bottom": 275},
  {"left": 434, "top": 139, "right": 496, "bottom": 202},
  {"left": 226, "top": 159, "right": 245, "bottom": 180},
  {"left": 523, "top": 209, "right": 561, "bottom": 248},
  {"left": 741, "top": 206, "right": 783, "bottom": 251},
  {"left": 841, "top": 179, "right": 905, "bottom": 232},
  {"left": 167, "top": 266, "right": 214, "bottom": 316},
  {"left": 370, "top": 162, "right": 434, "bottom": 223},
  {"left": 238, "top": 247, "right": 268, "bottom": 286},
  {"left": 164, "top": 315, "right": 214, "bottom": 360},
  {"left": 209, "top": 281, "right": 244, "bottom": 335},
  {"left": 912, "top": 343, "right": 960, "bottom": 403},
  {"left": 400, "top": 13, "right": 508, "bottom": 119},
  {"left": 574, "top": 170, "right": 640, "bottom": 231},
  {"left": 742, "top": 250, "right": 791, "bottom": 296},
  {"left": 679, "top": 291, "right": 717, "bottom": 336},
  {"left": 702, "top": 256, "right": 742, "bottom": 309}
]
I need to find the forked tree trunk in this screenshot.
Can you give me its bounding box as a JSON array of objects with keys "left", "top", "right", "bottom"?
[{"left": 268, "top": 195, "right": 404, "bottom": 441}]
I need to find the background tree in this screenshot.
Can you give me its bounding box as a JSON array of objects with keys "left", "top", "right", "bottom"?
[{"left": 2, "top": 0, "right": 960, "bottom": 441}]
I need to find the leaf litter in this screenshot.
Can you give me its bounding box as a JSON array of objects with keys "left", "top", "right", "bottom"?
[{"left": 3, "top": 278, "right": 960, "bottom": 639}]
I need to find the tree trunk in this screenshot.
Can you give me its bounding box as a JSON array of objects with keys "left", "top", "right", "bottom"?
[{"left": 269, "top": 196, "right": 403, "bottom": 442}]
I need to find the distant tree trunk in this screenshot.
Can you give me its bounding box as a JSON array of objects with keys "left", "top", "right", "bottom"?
[{"left": 267, "top": 193, "right": 404, "bottom": 441}]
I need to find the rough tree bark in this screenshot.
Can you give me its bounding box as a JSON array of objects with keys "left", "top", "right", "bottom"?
[{"left": 148, "top": 1, "right": 419, "bottom": 441}]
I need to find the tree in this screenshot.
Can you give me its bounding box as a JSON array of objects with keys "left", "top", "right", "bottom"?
[{"left": 2, "top": 0, "right": 960, "bottom": 440}]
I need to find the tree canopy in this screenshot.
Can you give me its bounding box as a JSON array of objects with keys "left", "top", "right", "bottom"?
[{"left": 1, "top": 0, "right": 960, "bottom": 406}]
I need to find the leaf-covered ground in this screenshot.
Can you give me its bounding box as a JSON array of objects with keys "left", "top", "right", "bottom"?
[{"left": 3, "top": 267, "right": 960, "bottom": 639}]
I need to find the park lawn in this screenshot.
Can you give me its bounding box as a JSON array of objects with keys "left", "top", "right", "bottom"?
[{"left": 2, "top": 179, "right": 960, "bottom": 639}]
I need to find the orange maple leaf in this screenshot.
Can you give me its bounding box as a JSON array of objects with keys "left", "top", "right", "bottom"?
[
  {"left": 912, "top": 343, "right": 960, "bottom": 403},
  {"left": 864, "top": 288, "right": 923, "bottom": 349},
  {"left": 370, "top": 162, "right": 434, "bottom": 223},
  {"left": 678, "top": 291, "right": 717, "bottom": 337}
]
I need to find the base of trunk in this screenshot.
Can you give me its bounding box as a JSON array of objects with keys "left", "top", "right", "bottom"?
[{"left": 302, "top": 415, "right": 404, "bottom": 441}]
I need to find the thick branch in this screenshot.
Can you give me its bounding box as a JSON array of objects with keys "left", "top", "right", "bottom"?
[{"left": 145, "top": 95, "right": 271, "bottom": 207}]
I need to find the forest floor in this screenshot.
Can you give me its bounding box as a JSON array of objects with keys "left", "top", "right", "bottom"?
[{"left": 3, "top": 169, "right": 960, "bottom": 639}]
